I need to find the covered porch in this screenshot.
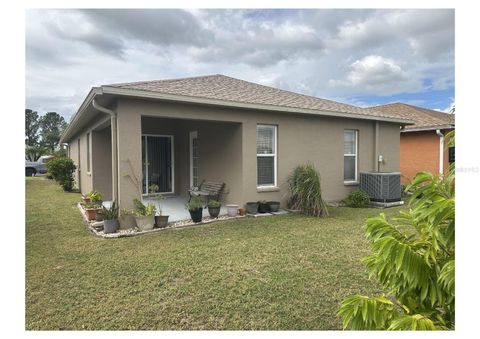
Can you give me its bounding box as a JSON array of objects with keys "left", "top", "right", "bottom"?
[{"left": 136, "top": 116, "right": 243, "bottom": 220}]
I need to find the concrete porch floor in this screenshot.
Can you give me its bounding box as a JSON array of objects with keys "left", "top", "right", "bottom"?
[{"left": 142, "top": 196, "right": 230, "bottom": 222}]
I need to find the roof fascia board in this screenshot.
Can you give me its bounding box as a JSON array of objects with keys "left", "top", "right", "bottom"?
[
  {"left": 402, "top": 125, "right": 455, "bottom": 133},
  {"left": 60, "top": 87, "right": 102, "bottom": 143},
  {"left": 101, "top": 86, "right": 414, "bottom": 125}
]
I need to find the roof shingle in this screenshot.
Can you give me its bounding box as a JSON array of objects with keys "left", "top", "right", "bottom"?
[
  {"left": 105, "top": 74, "right": 409, "bottom": 121},
  {"left": 371, "top": 103, "right": 455, "bottom": 131}
]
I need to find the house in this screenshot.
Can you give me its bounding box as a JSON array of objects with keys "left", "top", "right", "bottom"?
[
  {"left": 60, "top": 74, "right": 412, "bottom": 212},
  {"left": 372, "top": 103, "right": 455, "bottom": 184}
]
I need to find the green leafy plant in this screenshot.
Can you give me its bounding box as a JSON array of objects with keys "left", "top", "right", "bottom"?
[
  {"left": 148, "top": 184, "right": 159, "bottom": 193},
  {"left": 287, "top": 163, "right": 329, "bottom": 217},
  {"left": 133, "top": 198, "right": 156, "bottom": 217},
  {"left": 208, "top": 199, "right": 221, "bottom": 208},
  {"left": 83, "top": 203, "right": 101, "bottom": 210},
  {"left": 338, "top": 162, "right": 455, "bottom": 329},
  {"left": 102, "top": 202, "right": 119, "bottom": 220},
  {"left": 88, "top": 191, "right": 103, "bottom": 203},
  {"left": 343, "top": 190, "right": 370, "bottom": 208},
  {"left": 45, "top": 156, "right": 76, "bottom": 191},
  {"left": 185, "top": 196, "right": 203, "bottom": 211}
]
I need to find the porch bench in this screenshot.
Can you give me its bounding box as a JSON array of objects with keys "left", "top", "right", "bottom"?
[{"left": 188, "top": 181, "right": 225, "bottom": 205}]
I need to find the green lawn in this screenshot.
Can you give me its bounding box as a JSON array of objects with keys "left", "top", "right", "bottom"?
[{"left": 26, "top": 177, "right": 403, "bottom": 330}]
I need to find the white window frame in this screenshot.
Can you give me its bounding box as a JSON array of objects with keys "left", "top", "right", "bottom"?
[
  {"left": 344, "top": 129, "right": 358, "bottom": 183},
  {"left": 256, "top": 124, "right": 277, "bottom": 188}
]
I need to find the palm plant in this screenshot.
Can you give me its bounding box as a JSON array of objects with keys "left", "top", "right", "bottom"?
[
  {"left": 287, "top": 163, "right": 328, "bottom": 217},
  {"left": 337, "top": 132, "right": 455, "bottom": 330}
]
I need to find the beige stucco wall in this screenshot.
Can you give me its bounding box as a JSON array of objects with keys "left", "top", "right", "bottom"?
[
  {"left": 113, "top": 98, "right": 402, "bottom": 209},
  {"left": 92, "top": 127, "right": 112, "bottom": 201},
  {"left": 378, "top": 122, "right": 401, "bottom": 172}
]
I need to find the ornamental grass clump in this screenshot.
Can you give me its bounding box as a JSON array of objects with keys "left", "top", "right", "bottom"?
[{"left": 287, "top": 163, "right": 328, "bottom": 217}]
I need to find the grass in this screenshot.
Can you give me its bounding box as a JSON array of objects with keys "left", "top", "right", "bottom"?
[{"left": 26, "top": 177, "right": 404, "bottom": 330}]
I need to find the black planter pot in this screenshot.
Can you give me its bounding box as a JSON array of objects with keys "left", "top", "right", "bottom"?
[
  {"left": 258, "top": 202, "right": 270, "bottom": 213},
  {"left": 103, "top": 219, "right": 119, "bottom": 234},
  {"left": 245, "top": 202, "right": 259, "bottom": 214},
  {"left": 155, "top": 215, "right": 169, "bottom": 228},
  {"left": 208, "top": 207, "right": 221, "bottom": 218},
  {"left": 189, "top": 208, "right": 203, "bottom": 223},
  {"left": 267, "top": 201, "right": 280, "bottom": 212}
]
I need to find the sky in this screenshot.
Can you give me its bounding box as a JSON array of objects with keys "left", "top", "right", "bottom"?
[{"left": 25, "top": 8, "right": 455, "bottom": 120}]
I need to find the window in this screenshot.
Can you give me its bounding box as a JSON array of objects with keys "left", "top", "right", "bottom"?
[
  {"left": 257, "top": 125, "right": 277, "bottom": 187},
  {"left": 344, "top": 130, "right": 358, "bottom": 182},
  {"left": 448, "top": 146, "right": 455, "bottom": 163},
  {"left": 86, "top": 132, "right": 91, "bottom": 172}
]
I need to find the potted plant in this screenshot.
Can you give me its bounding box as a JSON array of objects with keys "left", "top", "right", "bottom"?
[
  {"left": 226, "top": 204, "right": 239, "bottom": 217},
  {"left": 102, "top": 202, "right": 119, "bottom": 234},
  {"left": 257, "top": 200, "right": 270, "bottom": 213},
  {"left": 82, "top": 195, "right": 91, "bottom": 204},
  {"left": 207, "top": 199, "right": 221, "bottom": 218},
  {"left": 267, "top": 201, "right": 280, "bottom": 212},
  {"left": 83, "top": 202, "right": 101, "bottom": 221},
  {"left": 245, "top": 201, "right": 259, "bottom": 214},
  {"left": 133, "top": 198, "right": 156, "bottom": 231},
  {"left": 148, "top": 184, "right": 160, "bottom": 194},
  {"left": 88, "top": 190, "right": 103, "bottom": 206},
  {"left": 154, "top": 195, "right": 169, "bottom": 228},
  {"left": 119, "top": 208, "right": 136, "bottom": 229},
  {"left": 185, "top": 196, "right": 203, "bottom": 223}
]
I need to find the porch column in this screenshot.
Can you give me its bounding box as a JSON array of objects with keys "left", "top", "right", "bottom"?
[{"left": 116, "top": 107, "right": 142, "bottom": 210}]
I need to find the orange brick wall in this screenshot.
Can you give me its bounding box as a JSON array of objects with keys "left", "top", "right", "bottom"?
[{"left": 400, "top": 130, "right": 452, "bottom": 184}]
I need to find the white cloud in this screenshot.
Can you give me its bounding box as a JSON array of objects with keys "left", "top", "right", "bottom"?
[
  {"left": 25, "top": 9, "right": 455, "bottom": 118},
  {"left": 329, "top": 55, "right": 423, "bottom": 96}
]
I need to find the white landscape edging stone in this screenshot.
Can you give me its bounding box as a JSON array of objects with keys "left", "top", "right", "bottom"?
[{"left": 77, "top": 203, "right": 264, "bottom": 238}]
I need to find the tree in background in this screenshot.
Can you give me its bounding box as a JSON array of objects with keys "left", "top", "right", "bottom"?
[
  {"left": 337, "top": 131, "right": 455, "bottom": 330},
  {"left": 25, "top": 109, "right": 40, "bottom": 146},
  {"left": 39, "top": 112, "right": 67, "bottom": 152}
]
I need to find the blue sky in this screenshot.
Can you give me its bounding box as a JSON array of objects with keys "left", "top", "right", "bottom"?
[{"left": 25, "top": 9, "right": 455, "bottom": 118}]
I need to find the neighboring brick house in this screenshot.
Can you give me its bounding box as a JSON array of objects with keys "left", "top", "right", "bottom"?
[{"left": 372, "top": 103, "right": 455, "bottom": 184}]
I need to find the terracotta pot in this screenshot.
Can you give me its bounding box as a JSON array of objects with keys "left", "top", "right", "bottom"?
[
  {"left": 85, "top": 208, "right": 97, "bottom": 221},
  {"left": 238, "top": 208, "right": 247, "bottom": 216},
  {"left": 82, "top": 196, "right": 91, "bottom": 204}
]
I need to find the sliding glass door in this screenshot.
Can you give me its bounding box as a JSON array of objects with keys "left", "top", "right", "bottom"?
[{"left": 142, "top": 135, "right": 174, "bottom": 195}]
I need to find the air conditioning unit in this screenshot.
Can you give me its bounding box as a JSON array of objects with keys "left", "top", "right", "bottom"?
[{"left": 360, "top": 172, "right": 402, "bottom": 202}]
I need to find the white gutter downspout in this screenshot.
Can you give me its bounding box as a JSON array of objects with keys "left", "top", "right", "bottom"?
[
  {"left": 436, "top": 129, "right": 444, "bottom": 176},
  {"left": 92, "top": 99, "right": 118, "bottom": 204}
]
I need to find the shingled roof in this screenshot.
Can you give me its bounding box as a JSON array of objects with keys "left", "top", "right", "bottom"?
[
  {"left": 104, "top": 74, "right": 410, "bottom": 122},
  {"left": 371, "top": 103, "right": 455, "bottom": 131}
]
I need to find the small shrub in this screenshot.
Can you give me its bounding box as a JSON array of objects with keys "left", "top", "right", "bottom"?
[
  {"left": 208, "top": 199, "right": 221, "bottom": 208},
  {"left": 344, "top": 190, "right": 370, "bottom": 208},
  {"left": 133, "top": 198, "right": 156, "bottom": 217},
  {"left": 287, "top": 163, "right": 328, "bottom": 217},
  {"left": 45, "top": 157, "right": 76, "bottom": 191},
  {"left": 185, "top": 196, "right": 203, "bottom": 211},
  {"left": 88, "top": 190, "right": 103, "bottom": 203}
]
